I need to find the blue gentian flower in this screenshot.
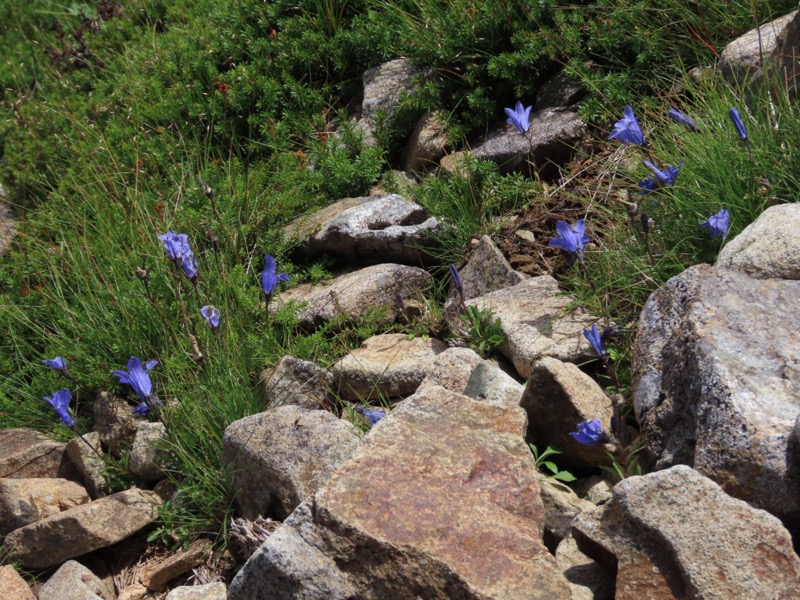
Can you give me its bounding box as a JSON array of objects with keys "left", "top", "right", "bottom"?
[
  {"left": 728, "top": 108, "right": 748, "bottom": 140},
  {"left": 158, "top": 232, "right": 191, "bottom": 262},
  {"left": 638, "top": 177, "right": 658, "bottom": 195},
  {"left": 44, "top": 388, "right": 74, "bottom": 427},
  {"left": 356, "top": 406, "right": 386, "bottom": 426},
  {"left": 548, "top": 219, "right": 591, "bottom": 259},
  {"left": 583, "top": 324, "right": 607, "bottom": 357},
  {"left": 644, "top": 160, "right": 683, "bottom": 187},
  {"left": 261, "top": 254, "right": 290, "bottom": 298},
  {"left": 42, "top": 356, "right": 69, "bottom": 376},
  {"left": 449, "top": 264, "right": 464, "bottom": 300},
  {"left": 569, "top": 419, "right": 609, "bottom": 446},
  {"left": 200, "top": 305, "right": 221, "bottom": 331},
  {"left": 133, "top": 397, "right": 164, "bottom": 417},
  {"left": 504, "top": 101, "right": 533, "bottom": 134},
  {"left": 701, "top": 208, "right": 730, "bottom": 239},
  {"left": 667, "top": 109, "right": 698, "bottom": 132},
  {"left": 181, "top": 251, "right": 198, "bottom": 281},
  {"left": 608, "top": 105, "right": 644, "bottom": 146},
  {"left": 113, "top": 357, "right": 158, "bottom": 400}
]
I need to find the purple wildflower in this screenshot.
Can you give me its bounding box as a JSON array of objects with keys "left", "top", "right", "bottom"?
[
  {"left": 504, "top": 101, "right": 533, "bottom": 134},
  {"left": 200, "top": 305, "right": 221, "bottom": 332},
  {"left": 644, "top": 160, "right": 683, "bottom": 187},
  {"left": 133, "top": 397, "right": 164, "bottom": 417},
  {"left": 113, "top": 357, "right": 158, "bottom": 400},
  {"left": 701, "top": 208, "right": 730, "bottom": 239},
  {"left": 42, "top": 356, "right": 69, "bottom": 376},
  {"left": 583, "top": 324, "right": 607, "bottom": 357},
  {"left": 569, "top": 419, "right": 609, "bottom": 446},
  {"left": 668, "top": 109, "right": 698, "bottom": 132},
  {"left": 356, "top": 406, "right": 386, "bottom": 426},
  {"left": 608, "top": 105, "right": 645, "bottom": 146},
  {"left": 449, "top": 264, "right": 464, "bottom": 301},
  {"left": 548, "top": 219, "right": 591, "bottom": 259},
  {"left": 158, "top": 232, "right": 191, "bottom": 262},
  {"left": 43, "top": 388, "right": 74, "bottom": 427},
  {"left": 261, "top": 254, "right": 290, "bottom": 298},
  {"left": 728, "top": 108, "right": 748, "bottom": 141}
]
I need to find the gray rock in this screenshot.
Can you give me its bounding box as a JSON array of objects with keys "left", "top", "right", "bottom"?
[
  {"left": 259, "top": 355, "right": 334, "bottom": 411},
  {"left": 165, "top": 583, "right": 227, "bottom": 600},
  {"left": 463, "top": 361, "right": 524, "bottom": 409},
  {"left": 0, "top": 478, "right": 90, "bottom": 535},
  {"left": 285, "top": 194, "right": 439, "bottom": 266},
  {"left": 2, "top": 488, "right": 162, "bottom": 569},
  {"left": 223, "top": 406, "right": 359, "bottom": 520},
  {"left": 716, "top": 203, "right": 800, "bottom": 279},
  {"left": 771, "top": 11, "right": 800, "bottom": 102},
  {"left": 465, "top": 276, "right": 596, "bottom": 379},
  {"left": 66, "top": 432, "right": 107, "bottom": 499},
  {"left": 129, "top": 422, "right": 168, "bottom": 482},
  {"left": 535, "top": 71, "right": 587, "bottom": 109},
  {"left": 271, "top": 263, "right": 432, "bottom": 330},
  {"left": 332, "top": 333, "right": 448, "bottom": 400},
  {"left": 720, "top": 11, "right": 798, "bottom": 84},
  {"left": 540, "top": 479, "right": 595, "bottom": 544},
  {"left": 401, "top": 111, "right": 448, "bottom": 172},
  {"left": 633, "top": 264, "right": 800, "bottom": 524},
  {"left": 38, "top": 560, "right": 114, "bottom": 600},
  {"left": 471, "top": 108, "right": 585, "bottom": 180},
  {"left": 0, "top": 428, "right": 67, "bottom": 479},
  {"left": 572, "top": 475, "right": 613, "bottom": 505},
  {"left": 521, "top": 357, "right": 613, "bottom": 469},
  {"left": 416, "top": 347, "right": 482, "bottom": 394},
  {"left": 554, "top": 534, "right": 613, "bottom": 600},
  {"left": 93, "top": 390, "right": 144, "bottom": 457},
  {"left": 229, "top": 386, "right": 571, "bottom": 600},
  {"left": 448, "top": 235, "right": 526, "bottom": 307},
  {"left": 354, "top": 58, "right": 423, "bottom": 148},
  {"left": 573, "top": 466, "right": 800, "bottom": 599}
]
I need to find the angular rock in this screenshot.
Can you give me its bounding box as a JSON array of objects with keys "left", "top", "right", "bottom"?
[
  {"left": 465, "top": 276, "right": 596, "bottom": 379},
  {"left": 129, "top": 422, "right": 168, "bottom": 482},
  {"left": 272, "top": 263, "right": 432, "bottom": 330},
  {"left": 521, "top": 357, "right": 613, "bottom": 468},
  {"left": 573, "top": 475, "right": 613, "bottom": 505},
  {"left": 165, "top": 582, "right": 228, "bottom": 600},
  {"left": 716, "top": 202, "right": 800, "bottom": 279},
  {"left": 66, "top": 432, "right": 107, "bottom": 499},
  {"left": 0, "top": 564, "right": 35, "bottom": 600},
  {"left": 633, "top": 264, "right": 800, "bottom": 524},
  {"left": 93, "top": 390, "right": 144, "bottom": 457},
  {"left": 535, "top": 71, "right": 587, "bottom": 109},
  {"left": 118, "top": 585, "right": 149, "bottom": 600},
  {"left": 0, "top": 478, "right": 90, "bottom": 534},
  {"left": 772, "top": 11, "right": 800, "bottom": 102},
  {"left": 448, "top": 235, "right": 526, "bottom": 307},
  {"left": 401, "top": 111, "right": 448, "bottom": 172},
  {"left": 2, "top": 488, "right": 162, "bottom": 569},
  {"left": 285, "top": 194, "right": 439, "bottom": 266},
  {"left": 332, "top": 333, "right": 448, "bottom": 400},
  {"left": 229, "top": 386, "right": 571, "bottom": 600},
  {"left": 573, "top": 466, "right": 800, "bottom": 599},
  {"left": 416, "top": 347, "right": 482, "bottom": 394},
  {"left": 354, "top": 58, "right": 422, "bottom": 147},
  {"left": 0, "top": 428, "right": 67, "bottom": 479},
  {"left": 38, "top": 560, "right": 114, "bottom": 600},
  {"left": 555, "top": 534, "right": 613, "bottom": 600},
  {"left": 540, "top": 479, "right": 595, "bottom": 545},
  {"left": 720, "top": 11, "right": 798, "bottom": 84},
  {"left": 259, "top": 355, "right": 334, "bottom": 411},
  {"left": 223, "top": 406, "right": 359, "bottom": 520},
  {"left": 463, "top": 361, "right": 525, "bottom": 409},
  {"left": 146, "top": 539, "right": 213, "bottom": 591},
  {"left": 471, "top": 109, "right": 585, "bottom": 180}
]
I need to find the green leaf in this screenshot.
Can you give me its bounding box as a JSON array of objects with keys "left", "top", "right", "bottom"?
[{"left": 552, "top": 471, "right": 577, "bottom": 483}]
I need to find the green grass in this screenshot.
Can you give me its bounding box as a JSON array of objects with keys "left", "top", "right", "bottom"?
[{"left": 2, "top": 0, "right": 800, "bottom": 548}]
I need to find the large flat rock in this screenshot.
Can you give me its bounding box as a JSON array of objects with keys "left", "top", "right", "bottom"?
[{"left": 228, "top": 386, "right": 571, "bottom": 599}]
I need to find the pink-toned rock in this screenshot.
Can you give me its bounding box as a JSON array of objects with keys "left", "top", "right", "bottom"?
[
  {"left": 332, "top": 333, "right": 448, "bottom": 400},
  {"left": 229, "top": 386, "right": 571, "bottom": 599},
  {"left": 0, "top": 478, "right": 90, "bottom": 534},
  {"left": 573, "top": 466, "right": 800, "bottom": 599},
  {"left": 0, "top": 564, "right": 35, "bottom": 600},
  {"left": 146, "top": 539, "right": 213, "bottom": 591},
  {"left": 2, "top": 488, "right": 162, "bottom": 569},
  {"left": 416, "top": 347, "right": 482, "bottom": 394},
  {"left": 93, "top": 390, "right": 145, "bottom": 457},
  {"left": 0, "top": 428, "right": 66, "bottom": 479}
]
